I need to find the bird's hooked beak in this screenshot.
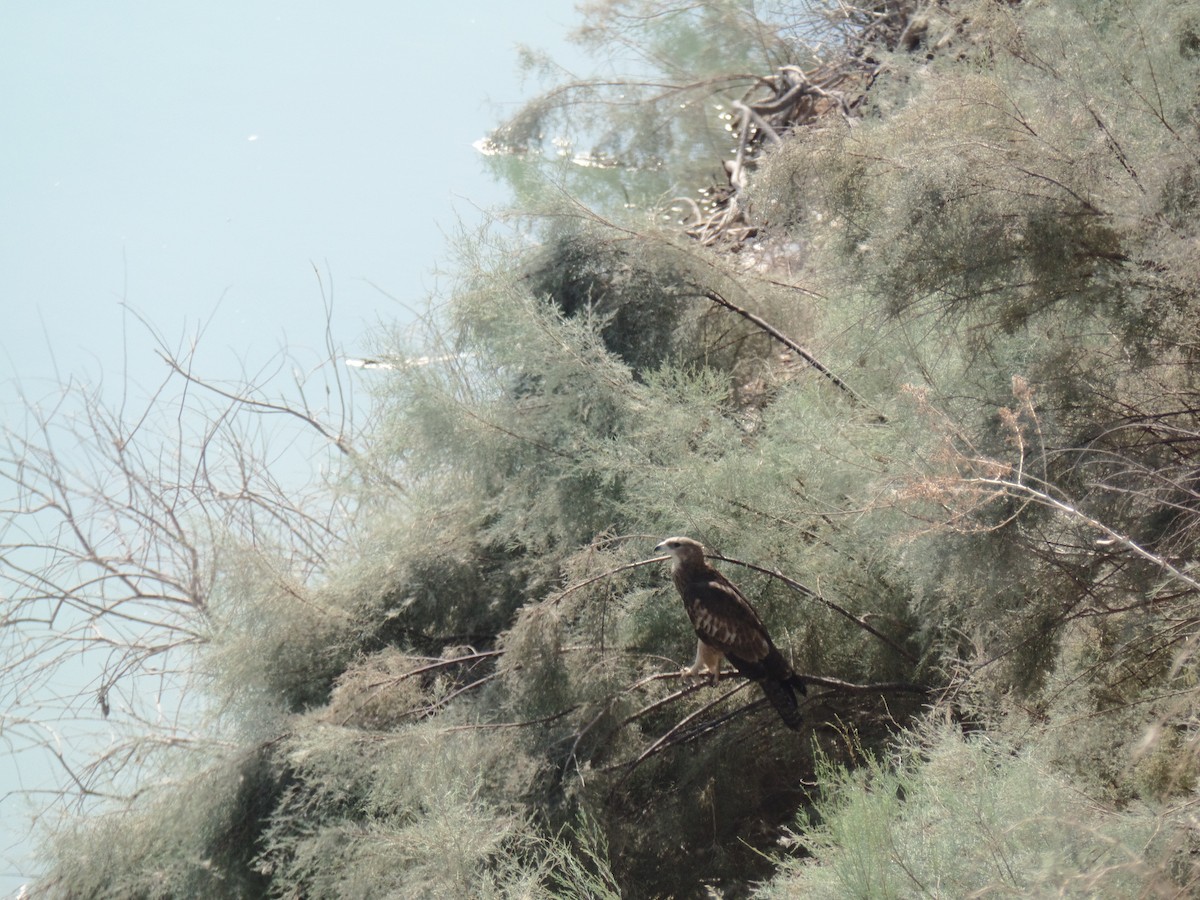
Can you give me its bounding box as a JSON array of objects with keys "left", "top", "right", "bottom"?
[
  {"left": 655, "top": 537, "right": 692, "bottom": 558},
  {"left": 654, "top": 537, "right": 683, "bottom": 556}
]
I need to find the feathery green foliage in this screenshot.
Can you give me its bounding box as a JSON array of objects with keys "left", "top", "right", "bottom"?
[{"left": 758, "top": 723, "right": 1173, "bottom": 898}]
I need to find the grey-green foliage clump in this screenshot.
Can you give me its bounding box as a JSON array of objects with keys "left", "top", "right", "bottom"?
[
  {"left": 753, "top": 0, "right": 1200, "bottom": 690},
  {"left": 756, "top": 723, "right": 1171, "bottom": 899},
  {"left": 523, "top": 225, "right": 695, "bottom": 375},
  {"left": 38, "top": 750, "right": 278, "bottom": 899},
  {"left": 255, "top": 722, "right": 543, "bottom": 898},
  {"left": 31, "top": 0, "right": 1200, "bottom": 897}
]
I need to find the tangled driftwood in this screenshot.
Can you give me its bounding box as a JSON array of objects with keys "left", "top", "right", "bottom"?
[
  {"left": 677, "top": 60, "right": 868, "bottom": 247},
  {"left": 677, "top": 1, "right": 955, "bottom": 249}
]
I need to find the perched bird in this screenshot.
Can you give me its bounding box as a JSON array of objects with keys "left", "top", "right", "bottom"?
[{"left": 654, "top": 536, "right": 806, "bottom": 730}]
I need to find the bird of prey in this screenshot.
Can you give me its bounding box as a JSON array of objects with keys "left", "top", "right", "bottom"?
[{"left": 654, "top": 536, "right": 806, "bottom": 730}]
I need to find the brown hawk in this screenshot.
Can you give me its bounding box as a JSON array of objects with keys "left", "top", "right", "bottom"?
[{"left": 655, "top": 536, "right": 806, "bottom": 730}]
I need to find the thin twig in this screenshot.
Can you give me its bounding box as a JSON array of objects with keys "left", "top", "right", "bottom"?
[
  {"left": 440, "top": 705, "right": 579, "bottom": 734},
  {"left": 803, "top": 674, "right": 928, "bottom": 696},
  {"left": 552, "top": 558, "right": 661, "bottom": 606},
  {"left": 698, "top": 289, "right": 885, "bottom": 421},
  {"left": 618, "top": 676, "right": 713, "bottom": 728},
  {"left": 606, "top": 680, "right": 753, "bottom": 779},
  {"left": 155, "top": 350, "right": 357, "bottom": 457}
]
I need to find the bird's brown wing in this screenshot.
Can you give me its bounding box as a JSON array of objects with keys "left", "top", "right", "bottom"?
[
  {"left": 683, "top": 571, "right": 772, "bottom": 663},
  {"left": 678, "top": 565, "right": 806, "bottom": 731}
]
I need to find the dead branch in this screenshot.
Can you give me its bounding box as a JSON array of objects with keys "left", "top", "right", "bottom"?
[
  {"left": 803, "top": 674, "right": 929, "bottom": 696},
  {"left": 711, "top": 553, "right": 917, "bottom": 663},
  {"left": 551, "top": 557, "right": 661, "bottom": 606},
  {"left": 605, "top": 680, "right": 753, "bottom": 778},
  {"left": 1, "top": 298, "right": 359, "bottom": 835},
  {"left": 156, "top": 350, "right": 357, "bottom": 460},
  {"left": 439, "top": 705, "right": 580, "bottom": 734},
  {"left": 699, "top": 289, "right": 885, "bottom": 420},
  {"left": 618, "top": 676, "right": 715, "bottom": 729}
]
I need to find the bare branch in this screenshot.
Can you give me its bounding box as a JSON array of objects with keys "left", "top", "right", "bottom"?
[
  {"left": 711, "top": 553, "right": 917, "bottom": 663},
  {"left": 698, "top": 289, "right": 885, "bottom": 419}
]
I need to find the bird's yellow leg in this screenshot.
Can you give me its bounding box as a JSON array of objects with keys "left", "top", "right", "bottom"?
[{"left": 685, "top": 639, "right": 724, "bottom": 684}]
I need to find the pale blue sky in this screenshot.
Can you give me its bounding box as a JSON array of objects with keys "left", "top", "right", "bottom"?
[
  {"left": 2, "top": 1, "right": 581, "bottom": 396},
  {"left": 0, "top": 2, "right": 582, "bottom": 892}
]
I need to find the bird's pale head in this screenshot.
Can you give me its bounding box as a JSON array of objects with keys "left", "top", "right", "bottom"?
[{"left": 654, "top": 536, "right": 707, "bottom": 569}]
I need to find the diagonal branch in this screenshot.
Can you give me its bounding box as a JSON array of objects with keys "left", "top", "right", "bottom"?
[
  {"left": 698, "top": 289, "right": 886, "bottom": 421},
  {"left": 713, "top": 553, "right": 918, "bottom": 663}
]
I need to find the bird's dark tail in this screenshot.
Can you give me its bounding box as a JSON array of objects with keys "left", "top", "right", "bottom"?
[{"left": 759, "top": 677, "right": 804, "bottom": 731}]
